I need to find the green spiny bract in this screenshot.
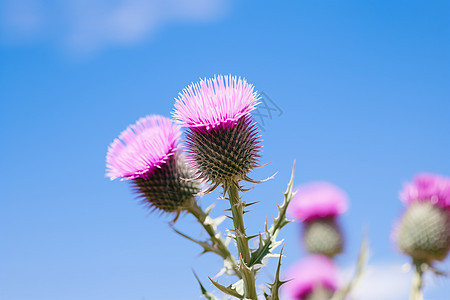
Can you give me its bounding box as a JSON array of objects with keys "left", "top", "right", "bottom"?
[
  {"left": 397, "top": 202, "right": 450, "bottom": 263},
  {"left": 131, "top": 153, "right": 200, "bottom": 212},
  {"left": 186, "top": 116, "right": 261, "bottom": 187},
  {"left": 303, "top": 217, "right": 343, "bottom": 257}
]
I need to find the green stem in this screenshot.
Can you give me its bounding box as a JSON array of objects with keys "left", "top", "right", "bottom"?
[
  {"left": 187, "top": 202, "right": 241, "bottom": 278},
  {"left": 410, "top": 261, "right": 424, "bottom": 300},
  {"left": 226, "top": 182, "right": 257, "bottom": 300}
]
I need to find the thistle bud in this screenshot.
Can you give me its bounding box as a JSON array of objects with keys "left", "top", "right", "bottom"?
[
  {"left": 288, "top": 182, "right": 348, "bottom": 257},
  {"left": 106, "top": 115, "right": 200, "bottom": 213},
  {"left": 304, "top": 217, "right": 343, "bottom": 258},
  {"left": 173, "top": 75, "right": 261, "bottom": 188},
  {"left": 397, "top": 202, "right": 450, "bottom": 263}
]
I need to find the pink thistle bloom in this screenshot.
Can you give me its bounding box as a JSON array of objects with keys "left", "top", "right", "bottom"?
[
  {"left": 288, "top": 182, "right": 348, "bottom": 222},
  {"left": 172, "top": 75, "right": 262, "bottom": 188},
  {"left": 282, "top": 255, "right": 338, "bottom": 300},
  {"left": 173, "top": 75, "right": 259, "bottom": 130},
  {"left": 106, "top": 115, "right": 199, "bottom": 213},
  {"left": 106, "top": 115, "right": 180, "bottom": 180},
  {"left": 400, "top": 173, "right": 450, "bottom": 210}
]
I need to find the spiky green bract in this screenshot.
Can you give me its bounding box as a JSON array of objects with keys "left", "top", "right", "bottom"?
[
  {"left": 397, "top": 202, "right": 450, "bottom": 263},
  {"left": 250, "top": 162, "right": 296, "bottom": 267},
  {"left": 186, "top": 116, "right": 261, "bottom": 189},
  {"left": 303, "top": 217, "right": 343, "bottom": 258},
  {"left": 131, "top": 153, "right": 200, "bottom": 213}
]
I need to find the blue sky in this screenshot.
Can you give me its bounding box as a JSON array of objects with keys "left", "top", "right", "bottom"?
[{"left": 1, "top": 0, "right": 449, "bottom": 299}]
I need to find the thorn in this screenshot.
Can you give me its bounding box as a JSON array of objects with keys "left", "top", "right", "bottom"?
[
  {"left": 254, "top": 161, "right": 272, "bottom": 168},
  {"left": 239, "top": 185, "right": 256, "bottom": 192},
  {"left": 195, "top": 182, "right": 220, "bottom": 196},
  {"left": 245, "top": 201, "right": 260, "bottom": 207}
]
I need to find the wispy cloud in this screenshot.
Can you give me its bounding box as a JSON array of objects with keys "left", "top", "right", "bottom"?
[
  {"left": 340, "top": 262, "right": 411, "bottom": 300},
  {"left": 0, "top": 0, "right": 231, "bottom": 54}
]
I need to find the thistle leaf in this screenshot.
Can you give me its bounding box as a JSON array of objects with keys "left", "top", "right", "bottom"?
[
  {"left": 209, "top": 277, "right": 244, "bottom": 299},
  {"left": 193, "top": 270, "right": 219, "bottom": 300},
  {"left": 249, "top": 161, "right": 296, "bottom": 267},
  {"left": 265, "top": 246, "right": 288, "bottom": 300},
  {"left": 172, "top": 227, "right": 221, "bottom": 256}
]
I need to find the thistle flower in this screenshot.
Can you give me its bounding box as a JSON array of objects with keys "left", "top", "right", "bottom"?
[
  {"left": 396, "top": 202, "right": 450, "bottom": 263},
  {"left": 283, "top": 255, "right": 338, "bottom": 300},
  {"left": 288, "top": 182, "right": 348, "bottom": 257},
  {"left": 106, "top": 115, "right": 200, "bottom": 213},
  {"left": 173, "top": 75, "right": 261, "bottom": 190},
  {"left": 400, "top": 173, "right": 450, "bottom": 210}
]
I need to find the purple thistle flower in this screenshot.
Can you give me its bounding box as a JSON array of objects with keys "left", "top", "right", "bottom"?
[
  {"left": 106, "top": 115, "right": 180, "bottom": 180},
  {"left": 400, "top": 173, "right": 450, "bottom": 210},
  {"left": 283, "top": 255, "right": 338, "bottom": 300},
  {"left": 173, "top": 75, "right": 262, "bottom": 189},
  {"left": 106, "top": 115, "right": 199, "bottom": 212},
  {"left": 173, "top": 75, "right": 259, "bottom": 130},
  {"left": 288, "top": 182, "right": 348, "bottom": 222}
]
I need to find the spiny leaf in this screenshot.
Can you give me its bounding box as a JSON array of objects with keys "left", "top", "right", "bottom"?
[
  {"left": 209, "top": 277, "right": 244, "bottom": 299},
  {"left": 193, "top": 270, "right": 219, "bottom": 300},
  {"left": 172, "top": 227, "right": 220, "bottom": 256},
  {"left": 249, "top": 161, "right": 296, "bottom": 267},
  {"left": 265, "top": 246, "right": 288, "bottom": 300}
]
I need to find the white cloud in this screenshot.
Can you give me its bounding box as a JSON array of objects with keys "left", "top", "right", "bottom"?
[
  {"left": 339, "top": 262, "right": 410, "bottom": 300},
  {"left": 0, "top": 0, "right": 231, "bottom": 54}
]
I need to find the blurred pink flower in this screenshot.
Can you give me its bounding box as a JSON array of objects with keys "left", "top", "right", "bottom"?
[
  {"left": 400, "top": 173, "right": 450, "bottom": 209},
  {"left": 106, "top": 115, "right": 180, "bottom": 180},
  {"left": 288, "top": 182, "right": 348, "bottom": 222},
  {"left": 283, "top": 255, "right": 338, "bottom": 300},
  {"left": 173, "top": 75, "right": 259, "bottom": 130}
]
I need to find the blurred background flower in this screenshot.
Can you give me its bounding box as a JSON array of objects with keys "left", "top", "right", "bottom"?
[{"left": 282, "top": 255, "right": 338, "bottom": 300}]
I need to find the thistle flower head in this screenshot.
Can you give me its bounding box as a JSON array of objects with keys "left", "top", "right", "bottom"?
[
  {"left": 400, "top": 173, "right": 450, "bottom": 210},
  {"left": 106, "top": 115, "right": 179, "bottom": 180},
  {"left": 173, "top": 75, "right": 262, "bottom": 187},
  {"left": 106, "top": 115, "right": 199, "bottom": 213},
  {"left": 173, "top": 75, "right": 259, "bottom": 130},
  {"left": 283, "top": 255, "right": 338, "bottom": 300},
  {"left": 303, "top": 217, "right": 344, "bottom": 257},
  {"left": 288, "top": 182, "right": 348, "bottom": 222},
  {"left": 396, "top": 202, "right": 450, "bottom": 263}
]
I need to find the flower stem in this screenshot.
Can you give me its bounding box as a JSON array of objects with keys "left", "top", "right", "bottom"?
[
  {"left": 410, "top": 261, "right": 424, "bottom": 300},
  {"left": 187, "top": 202, "right": 241, "bottom": 278},
  {"left": 226, "top": 181, "right": 257, "bottom": 299}
]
